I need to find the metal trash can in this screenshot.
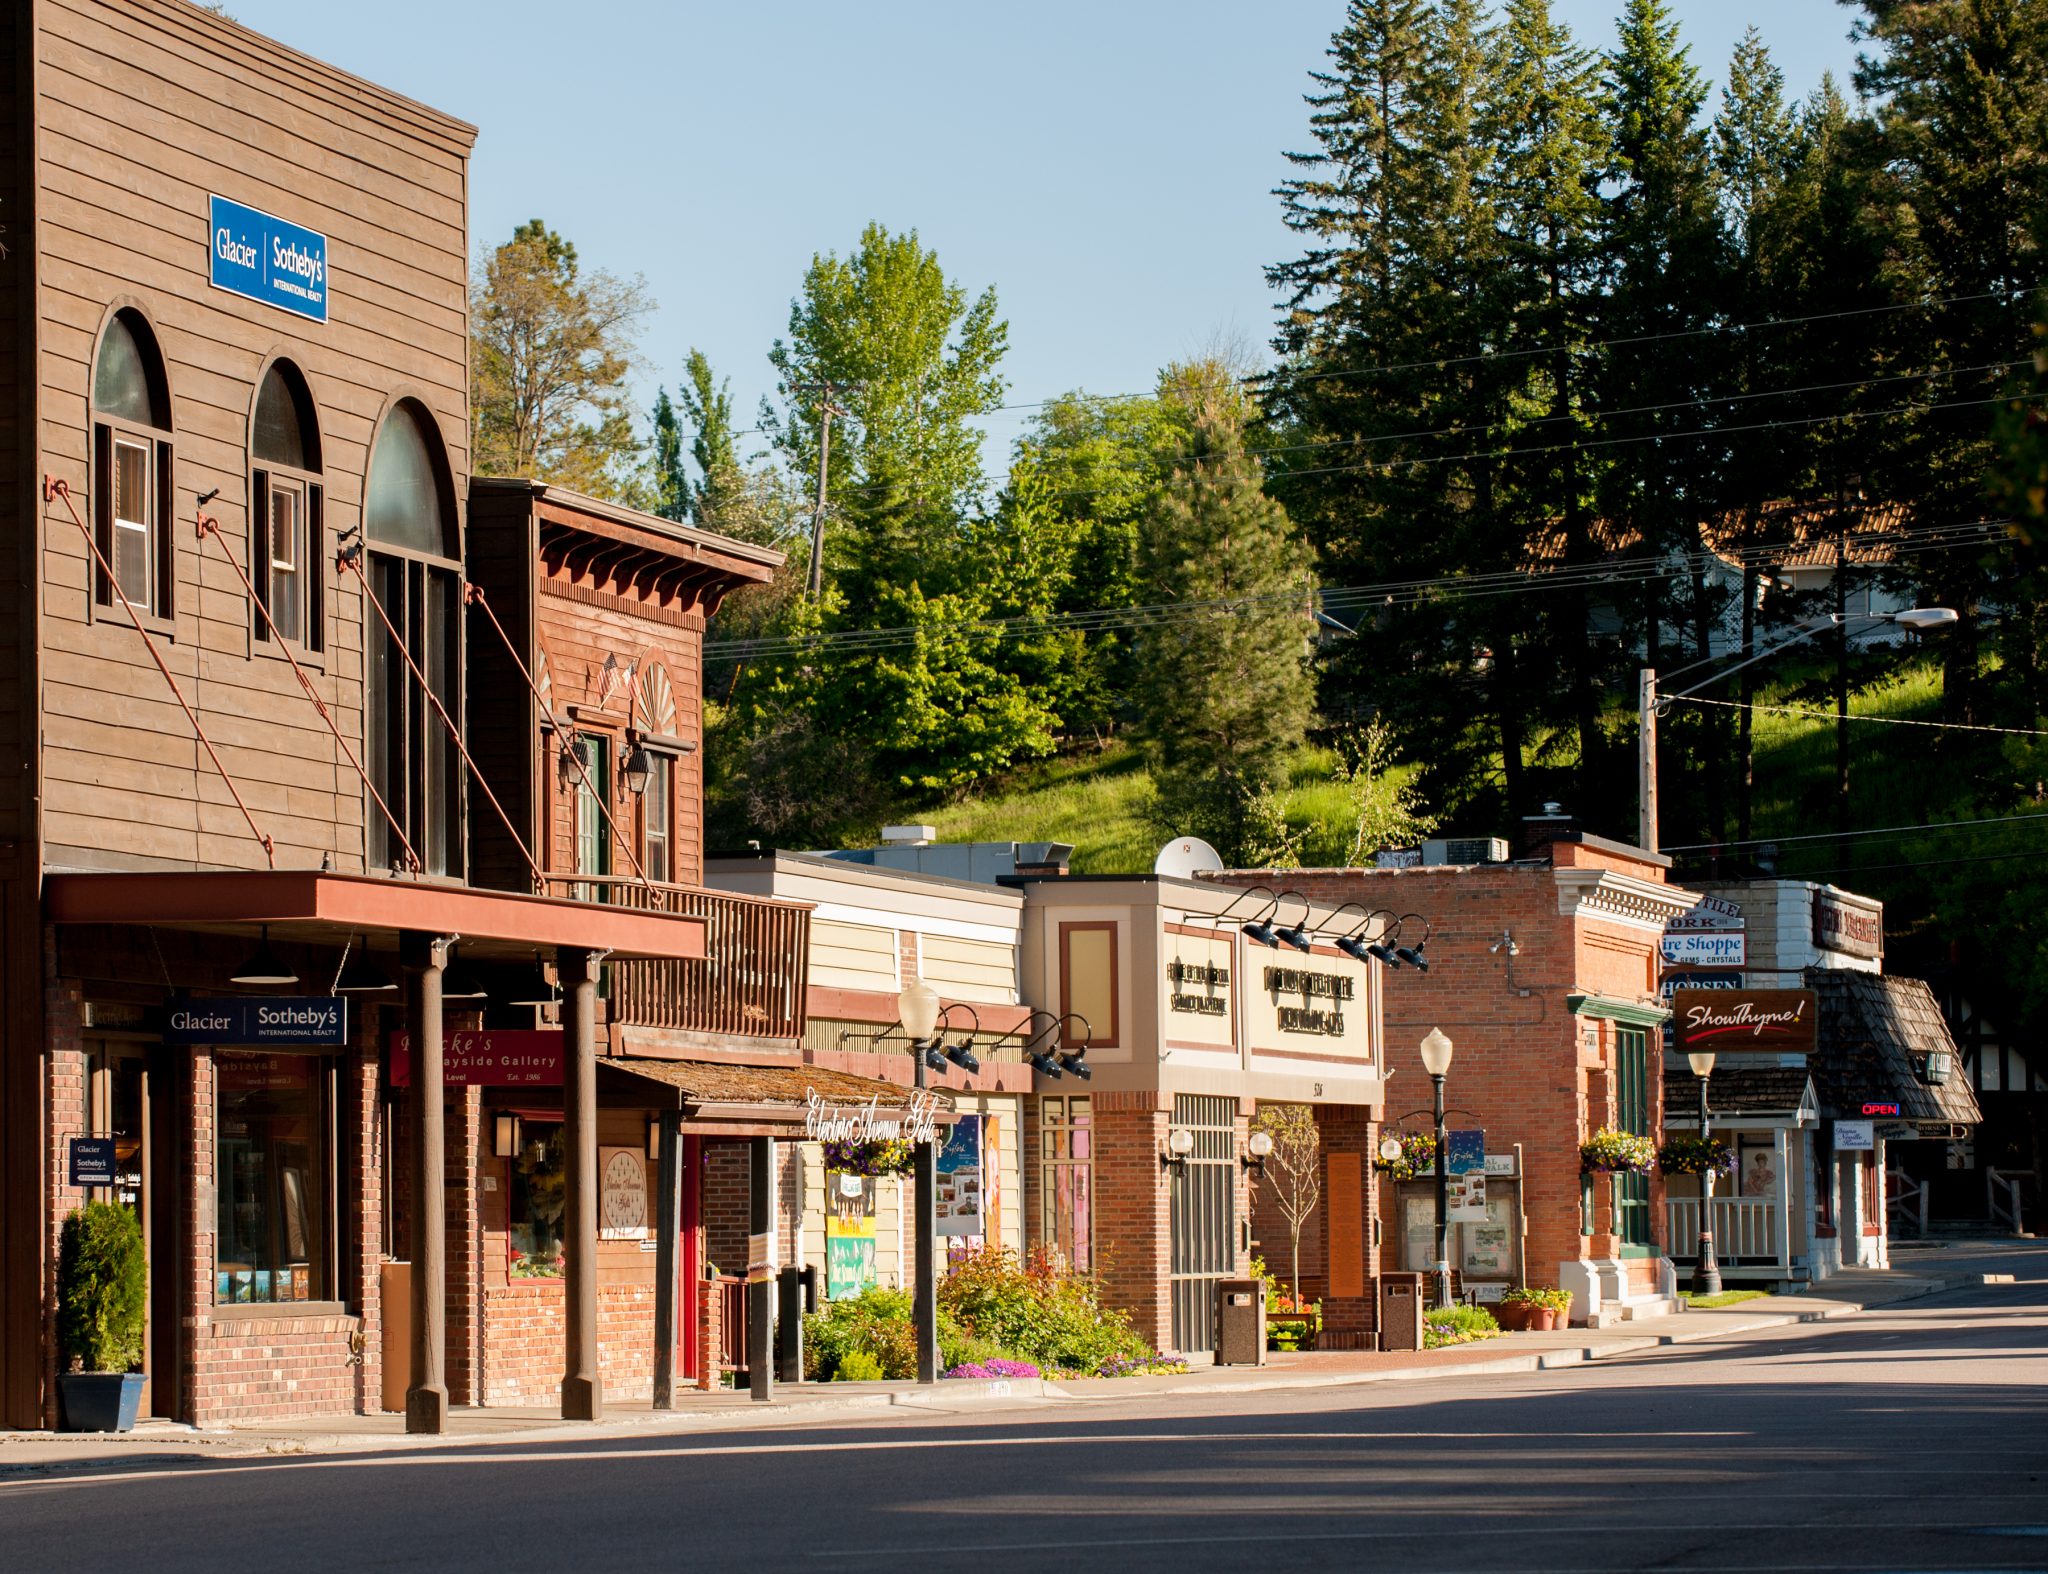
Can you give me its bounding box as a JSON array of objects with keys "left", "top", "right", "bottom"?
[
  {"left": 1215, "top": 1277, "right": 1267, "bottom": 1366},
  {"left": 1378, "top": 1271, "right": 1425, "bottom": 1352}
]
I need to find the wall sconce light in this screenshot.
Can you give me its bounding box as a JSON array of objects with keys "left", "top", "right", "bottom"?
[
  {"left": 1488, "top": 930, "right": 1520, "bottom": 957},
  {"left": 1391, "top": 914, "right": 1432, "bottom": 972},
  {"left": 1160, "top": 1127, "right": 1196, "bottom": 1172},
  {"left": 1244, "top": 1129, "right": 1274, "bottom": 1177},
  {"left": 493, "top": 1112, "right": 520, "bottom": 1160},
  {"left": 1270, "top": 892, "right": 1316, "bottom": 953},
  {"left": 621, "top": 742, "right": 653, "bottom": 799}
]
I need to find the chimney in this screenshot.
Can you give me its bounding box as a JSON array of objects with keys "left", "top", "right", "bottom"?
[{"left": 1521, "top": 801, "right": 1578, "bottom": 857}]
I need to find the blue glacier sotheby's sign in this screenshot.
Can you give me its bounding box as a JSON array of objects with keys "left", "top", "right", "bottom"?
[{"left": 208, "top": 195, "right": 328, "bottom": 322}]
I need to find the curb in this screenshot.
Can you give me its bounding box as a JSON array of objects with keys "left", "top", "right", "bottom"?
[{"left": 0, "top": 1271, "right": 1988, "bottom": 1471}]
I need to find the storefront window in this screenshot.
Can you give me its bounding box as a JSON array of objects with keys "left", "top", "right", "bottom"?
[
  {"left": 215, "top": 1053, "right": 328, "bottom": 1304},
  {"left": 1614, "top": 1026, "right": 1653, "bottom": 1247},
  {"left": 1038, "top": 1097, "right": 1092, "bottom": 1272},
  {"left": 509, "top": 1122, "right": 566, "bottom": 1275}
]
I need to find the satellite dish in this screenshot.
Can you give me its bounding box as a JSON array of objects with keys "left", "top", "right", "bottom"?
[{"left": 1154, "top": 836, "right": 1225, "bottom": 879}]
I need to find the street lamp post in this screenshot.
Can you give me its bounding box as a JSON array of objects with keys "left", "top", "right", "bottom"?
[
  {"left": 1419, "top": 1028, "right": 1455, "bottom": 1311},
  {"left": 897, "top": 979, "right": 942, "bottom": 1386},
  {"left": 1688, "top": 1048, "right": 1721, "bottom": 1298},
  {"left": 1637, "top": 607, "right": 1956, "bottom": 853}
]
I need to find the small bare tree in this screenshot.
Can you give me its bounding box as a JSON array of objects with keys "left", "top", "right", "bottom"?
[{"left": 1252, "top": 1103, "right": 1321, "bottom": 1309}]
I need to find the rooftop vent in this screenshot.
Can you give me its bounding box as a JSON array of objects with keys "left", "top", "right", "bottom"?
[
  {"left": 1422, "top": 837, "right": 1509, "bottom": 866},
  {"left": 880, "top": 825, "right": 935, "bottom": 847}
]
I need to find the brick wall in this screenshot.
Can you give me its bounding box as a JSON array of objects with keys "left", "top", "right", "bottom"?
[
  {"left": 703, "top": 1141, "right": 750, "bottom": 1276},
  {"left": 1218, "top": 864, "right": 1670, "bottom": 1294},
  {"left": 477, "top": 1280, "right": 657, "bottom": 1406},
  {"left": 41, "top": 967, "right": 86, "bottom": 1426},
  {"left": 1090, "top": 1091, "right": 1171, "bottom": 1351}
]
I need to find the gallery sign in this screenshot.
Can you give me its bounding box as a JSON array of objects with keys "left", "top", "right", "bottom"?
[
  {"left": 208, "top": 195, "right": 328, "bottom": 322},
  {"left": 1165, "top": 957, "right": 1229, "bottom": 1018},
  {"left": 389, "top": 1030, "right": 563, "bottom": 1087},
  {"left": 1814, "top": 889, "right": 1883, "bottom": 960},
  {"left": 1670, "top": 989, "right": 1816, "bottom": 1056},
  {"left": 167, "top": 996, "right": 347, "bottom": 1046}
]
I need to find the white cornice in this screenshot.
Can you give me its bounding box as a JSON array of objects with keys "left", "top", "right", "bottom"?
[{"left": 1554, "top": 868, "right": 1701, "bottom": 933}]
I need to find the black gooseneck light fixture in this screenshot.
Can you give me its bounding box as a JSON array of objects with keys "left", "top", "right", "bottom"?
[
  {"left": 1207, "top": 886, "right": 1282, "bottom": 948},
  {"left": 1390, "top": 914, "right": 1433, "bottom": 972},
  {"left": 935, "top": 1001, "right": 983, "bottom": 1074},
  {"left": 1049, "top": 1013, "right": 1093, "bottom": 1080},
  {"left": 1270, "top": 892, "right": 1317, "bottom": 953}
]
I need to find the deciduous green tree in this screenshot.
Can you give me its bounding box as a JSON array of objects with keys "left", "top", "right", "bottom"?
[{"left": 471, "top": 219, "right": 651, "bottom": 500}]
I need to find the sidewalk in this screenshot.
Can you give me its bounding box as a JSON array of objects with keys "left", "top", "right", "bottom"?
[{"left": 0, "top": 1254, "right": 2006, "bottom": 1476}]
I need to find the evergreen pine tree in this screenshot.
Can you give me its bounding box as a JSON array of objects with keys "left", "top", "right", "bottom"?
[
  {"left": 648, "top": 389, "right": 688, "bottom": 522},
  {"left": 1135, "top": 369, "right": 1315, "bottom": 862}
]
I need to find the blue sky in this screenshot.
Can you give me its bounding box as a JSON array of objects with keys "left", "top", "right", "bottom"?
[{"left": 224, "top": 0, "right": 1871, "bottom": 472}]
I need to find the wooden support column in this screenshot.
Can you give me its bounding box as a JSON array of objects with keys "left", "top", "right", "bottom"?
[
  {"left": 651, "top": 1108, "right": 682, "bottom": 1409},
  {"left": 559, "top": 945, "right": 603, "bottom": 1421},
  {"left": 402, "top": 931, "right": 450, "bottom": 1435},
  {"left": 748, "top": 1135, "right": 774, "bottom": 1403}
]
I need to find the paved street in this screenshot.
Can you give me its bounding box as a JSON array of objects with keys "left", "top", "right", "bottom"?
[{"left": 7, "top": 1246, "right": 2044, "bottom": 1573}]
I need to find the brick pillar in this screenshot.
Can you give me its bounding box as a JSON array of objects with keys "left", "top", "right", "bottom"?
[
  {"left": 41, "top": 968, "right": 87, "bottom": 1427},
  {"left": 183, "top": 1049, "right": 215, "bottom": 1426},
  {"left": 1090, "top": 1091, "right": 1171, "bottom": 1352},
  {"left": 1313, "top": 1105, "right": 1380, "bottom": 1345},
  {"left": 697, "top": 1273, "right": 719, "bottom": 1391},
  {"left": 446, "top": 1083, "right": 482, "bottom": 1406},
  {"left": 346, "top": 1021, "right": 384, "bottom": 1415}
]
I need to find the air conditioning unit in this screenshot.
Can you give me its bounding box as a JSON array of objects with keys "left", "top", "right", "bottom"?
[{"left": 1422, "top": 837, "right": 1509, "bottom": 866}]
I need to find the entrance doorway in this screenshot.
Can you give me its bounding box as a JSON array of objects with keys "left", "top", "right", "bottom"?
[
  {"left": 85, "top": 1041, "right": 181, "bottom": 1418},
  {"left": 1168, "top": 1094, "right": 1236, "bottom": 1356}
]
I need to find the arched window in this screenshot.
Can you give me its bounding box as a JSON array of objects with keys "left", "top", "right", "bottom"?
[
  {"left": 91, "top": 309, "right": 174, "bottom": 618},
  {"left": 250, "top": 360, "right": 323, "bottom": 650},
  {"left": 362, "top": 400, "right": 463, "bottom": 876}
]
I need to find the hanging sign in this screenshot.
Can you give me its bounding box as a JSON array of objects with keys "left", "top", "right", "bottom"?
[
  {"left": 208, "top": 195, "right": 328, "bottom": 322},
  {"left": 825, "top": 1171, "right": 879, "bottom": 1299},
  {"left": 167, "top": 996, "right": 347, "bottom": 1046},
  {"left": 1661, "top": 971, "right": 1744, "bottom": 999},
  {"left": 1670, "top": 990, "right": 1815, "bottom": 1056},
  {"left": 68, "top": 1137, "right": 118, "bottom": 1188},
  {"left": 1813, "top": 890, "right": 1883, "bottom": 960},
  {"left": 935, "top": 1116, "right": 985, "bottom": 1238},
  {"left": 1834, "top": 1120, "right": 1875, "bottom": 1151},
  {"left": 1447, "top": 1129, "right": 1487, "bottom": 1174},
  {"left": 802, "top": 1088, "right": 944, "bottom": 1147},
  {"left": 389, "top": 1030, "right": 563, "bottom": 1087},
  {"left": 1447, "top": 1171, "right": 1489, "bottom": 1222}
]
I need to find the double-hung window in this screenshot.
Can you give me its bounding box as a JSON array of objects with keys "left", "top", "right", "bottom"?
[
  {"left": 1614, "top": 1026, "right": 1654, "bottom": 1248},
  {"left": 641, "top": 750, "right": 673, "bottom": 884},
  {"left": 251, "top": 361, "right": 323, "bottom": 651},
  {"left": 91, "top": 310, "right": 174, "bottom": 621}
]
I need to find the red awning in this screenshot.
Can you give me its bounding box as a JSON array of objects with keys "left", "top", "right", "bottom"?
[{"left": 44, "top": 869, "right": 706, "bottom": 961}]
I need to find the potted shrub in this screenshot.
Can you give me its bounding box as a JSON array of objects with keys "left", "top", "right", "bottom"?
[
  {"left": 57, "top": 1201, "right": 147, "bottom": 1432},
  {"left": 1536, "top": 1287, "right": 1574, "bottom": 1329},
  {"left": 1496, "top": 1287, "right": 1541, "bottom": 1331}
]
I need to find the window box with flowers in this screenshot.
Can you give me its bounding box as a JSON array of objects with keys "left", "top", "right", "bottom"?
[{"left": 1580, "top": 1127, "right": 1656, "bottom": 1175}]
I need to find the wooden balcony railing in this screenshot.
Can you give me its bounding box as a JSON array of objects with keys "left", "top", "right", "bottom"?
[{"left": 541, "top": 875, "right": 809, "bottom": 1041}]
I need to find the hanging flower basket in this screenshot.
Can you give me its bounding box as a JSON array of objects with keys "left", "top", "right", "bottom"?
[
  {"left": 1372, "top": 1131, "right": 1437, "bottom": 1181},
  {"left": 1657, "top": 1135, "right": 1734, "bottom": 1176},
  {"left": 822, "top": 1137, "right": 916, "bottom": 1177},
  {"left": 1580, "top": 1127, "right": 1656, "bottom": 1175}
]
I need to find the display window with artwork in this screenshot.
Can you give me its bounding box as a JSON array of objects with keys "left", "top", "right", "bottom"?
[{"left": 214, "top": 1052, "right": 330, "bottom": 1305}]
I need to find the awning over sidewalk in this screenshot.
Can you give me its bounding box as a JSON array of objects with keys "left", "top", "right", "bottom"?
[
  {"left": 1662, "top": 1065, "right": 1817, "bottom": 1130},
  {"left": 598, "top": 1056, "right": 957, "bottom": 1134},
  {"left": 1807, "top": 970, "right": 1982, "bottom": 1134},
  {"left": 44, "top": 869, "right": 707, "bottom": 961}
]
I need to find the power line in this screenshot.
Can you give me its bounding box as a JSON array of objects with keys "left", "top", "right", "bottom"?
[
  {"left": 707, "top": 517, "right": 2013, "bottom": 662},
  {"left": 1662, "top": 808, "right": 2048, "bottom": 854},
  {"left": 1763, "top": 845, "right": 2048, "bottom": 881},
  {"left": 1669, "top": 694, "right": 2048, "bottom": 738}
]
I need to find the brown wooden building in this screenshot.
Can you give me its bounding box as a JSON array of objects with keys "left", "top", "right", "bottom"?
[{"left": 0, "top": 0, "right": 852, "bottom": 1433}]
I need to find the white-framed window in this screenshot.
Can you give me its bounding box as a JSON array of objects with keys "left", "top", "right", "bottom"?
[
  {"left": 642, "top": 750, "right": 673, "bottom": 883},
  {"left": 91, "top": 308, "right": 174, "bottom": 621},
  {"left": 251, "top": 361, "right": 324, "bottom": 653}
]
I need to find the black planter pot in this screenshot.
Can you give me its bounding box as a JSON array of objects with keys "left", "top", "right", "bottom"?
[{"left": 58, "top": 1372, "right": 144, "bottom": 1433}]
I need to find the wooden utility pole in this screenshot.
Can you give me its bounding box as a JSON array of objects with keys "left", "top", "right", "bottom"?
[
  {"left": 1639, "top": 667, "right": 1659, "bottom": 854},
  {"left": 798, "top": 381, "right": 848, "bottom": 599}
]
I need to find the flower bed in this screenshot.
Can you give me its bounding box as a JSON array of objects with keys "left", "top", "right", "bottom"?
[
  {"left": 942, "top": 1358, "right": 1042, "bottom": 1380},
  {"left": 1423, "top": 1305, "right": 1501, "bottom": 1348}
]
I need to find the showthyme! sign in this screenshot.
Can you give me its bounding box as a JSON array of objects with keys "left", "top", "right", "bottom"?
[
  {"left": 802, "top": 1088, "right": 944, "bottom": 1147},
  {"left": 1670, "top": 989, "right": 1816, "bottom": 1056}
]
